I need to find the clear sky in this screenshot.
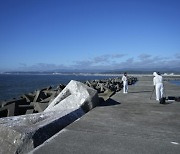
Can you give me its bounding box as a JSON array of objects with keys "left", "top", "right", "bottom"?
[{"left": 0, "top": 0, "right": 180, "bottom": 72}]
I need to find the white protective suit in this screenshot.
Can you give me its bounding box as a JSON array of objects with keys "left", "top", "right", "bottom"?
[
  {"left": 153, "top": 72, "right": 164, "bottom": 101},
  {"left": 122, "top": 74, "right": 128, "bottom": 93}
]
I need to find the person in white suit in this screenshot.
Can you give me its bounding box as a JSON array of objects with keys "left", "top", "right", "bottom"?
[
  {"left": 153, "top": 72, "right": 164, "bottom": 101},
  {"left": 122, "top": 72, "right": 128, "bottom": 93}
]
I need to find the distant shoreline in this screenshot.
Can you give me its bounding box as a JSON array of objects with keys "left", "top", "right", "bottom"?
[{"left": 1, "top": 72, "right": 180, "bottom": 77}]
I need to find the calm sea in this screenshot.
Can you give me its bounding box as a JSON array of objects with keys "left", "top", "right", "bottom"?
[
  {"left": 169, "top": 80, "right": 180, "bottom": 86},
  {"left": 1, "top": 74, "right": 179, "bottom": 102},
  {"left": 0, "top": 74, "right": 118, "bottom": 101}
]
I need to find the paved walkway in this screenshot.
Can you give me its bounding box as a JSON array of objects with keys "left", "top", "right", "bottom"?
[{"left": 30, "top": 76, "right": 180, "bottom": 154}]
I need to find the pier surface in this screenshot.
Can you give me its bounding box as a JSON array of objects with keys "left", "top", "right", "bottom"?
[{"left": 31, "top": 76, "right": 180, "bottom": 154}]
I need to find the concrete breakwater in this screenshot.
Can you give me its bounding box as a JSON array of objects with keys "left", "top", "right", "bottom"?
[
  {"left": 31, "top": 76, "right": 180, "bottom": 154},
  {"left": 0, "top": 76, "right": 137, "bottom": 118},
  {"left": 0, "top": 76, "right": 137, "bottom": 154}
]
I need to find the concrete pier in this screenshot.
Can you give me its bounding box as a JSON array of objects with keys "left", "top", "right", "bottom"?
[{"left": 30, "top": 76, "right": 180, "bottom": 154}]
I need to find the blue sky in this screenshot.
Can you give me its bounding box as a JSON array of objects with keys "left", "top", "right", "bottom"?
[{"left": 0, "top": 0, "right": 180, "bottom": 72}]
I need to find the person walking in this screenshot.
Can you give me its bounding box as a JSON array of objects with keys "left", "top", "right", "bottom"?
[
  {"left": 122, "top": 72, "right": 128, "bottom": 93},
  {"left": 153, "top": 72, "right": 164, "bottom": 101}
]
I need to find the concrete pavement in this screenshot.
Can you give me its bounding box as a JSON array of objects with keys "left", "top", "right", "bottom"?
[{"left": 30, "top": 76, "right": 180, "bottom": 154}]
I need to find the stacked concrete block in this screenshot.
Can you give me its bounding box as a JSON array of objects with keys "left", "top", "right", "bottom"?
[
  {"left": 0, "top": 76, "right": 137, "bottom": 117},
  {"left": 0, "top": 85, "right": 65, "bottom": 118},
  {"left": 84, "top": 77, "right": 137, "bottom": 101},
  {"left": 0, "top": 80, "right": 99, "bottom": 154}
]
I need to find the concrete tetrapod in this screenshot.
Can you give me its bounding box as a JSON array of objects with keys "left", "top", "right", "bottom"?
[
  {"left": 0, "top": 80, "right": 99, "bottom": 154},
  {"left": 44, "top": 80, "right": 99, "bottom": 113}
]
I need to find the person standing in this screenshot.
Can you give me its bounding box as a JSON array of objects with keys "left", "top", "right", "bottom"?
[
  {"left": 122, "top": 72, "right": 128, "bottom": 93},
  {"left": 153, "top": 72, "right": 164, "bottom": 101}
]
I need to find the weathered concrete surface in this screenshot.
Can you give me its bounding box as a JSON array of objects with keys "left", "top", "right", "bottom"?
[
  {"left": 0, "top": 109, "right": 84, "bottom": 154},
  {"left": 45, "top": 80, "right": 99, "bottom": 112},
  {"left": 0, "top": 80, "right": 99, "bottom": 154},
  {"left": 30, "top": 76, "right": 180, "bottom": 154}
]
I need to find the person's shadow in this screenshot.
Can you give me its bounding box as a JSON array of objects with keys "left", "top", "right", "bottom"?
[{"left": 161, "top": 101, "right": 174, "bottom": 105}]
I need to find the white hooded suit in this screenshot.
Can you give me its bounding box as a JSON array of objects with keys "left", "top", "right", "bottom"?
[
  {"left": 153, "top": 72, "right": 164, "bottom": 101},
  {"left": 122, "top": 74, "right": 128, "bottom": 93}
]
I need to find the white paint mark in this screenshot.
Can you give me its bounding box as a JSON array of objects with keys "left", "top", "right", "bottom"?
[{"left": 171, "top": 142, "right": 179, "bottom": 145}]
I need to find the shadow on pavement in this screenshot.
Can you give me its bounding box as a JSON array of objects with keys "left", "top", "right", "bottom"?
[
  {"left": 128, "top": 90, "right": 152, "bottom": 93},
  {"left": 98, "top": 98, "right": 121, "bottom": 107},
  {"left": 161, "top": 101, "right": 174, "bottom": 105}
]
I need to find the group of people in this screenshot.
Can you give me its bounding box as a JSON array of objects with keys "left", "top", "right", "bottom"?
[{"left": 121, "top": 72, "right": 164, "bottom": 101}]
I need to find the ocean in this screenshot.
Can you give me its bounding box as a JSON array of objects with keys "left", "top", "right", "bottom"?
[
  {"left": 169, "top": 80, "right": 180, "bottom": 86},
  {"left": 1, "top": 74, "right": 179, "bottom": 102},
  {"left": 0, "top": 74, "right": 118, "bottom": 101}
]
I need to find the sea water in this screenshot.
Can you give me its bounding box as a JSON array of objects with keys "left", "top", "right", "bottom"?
[
  {"left": 169, "top": 80, "right": 180, "bottom": 86},
  {"left": 0, "top": 74, "right": 118, "bottom": 101}
]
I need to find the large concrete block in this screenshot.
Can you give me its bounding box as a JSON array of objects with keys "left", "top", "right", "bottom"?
[
  {"left": 0, "top": 80, "right": 99, "bottom": 154},
  {"left": 45, "top": 80, "right": 99, "bottom": 113},
  {"left": 0, "top": 109, "right": 84, "bottom": 154}
]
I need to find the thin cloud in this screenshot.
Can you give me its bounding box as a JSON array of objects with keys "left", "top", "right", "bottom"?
[
  {"left": 19, "top": 63, "right": 27, "bottom": 67},
  {"left": 175, "top": 53, "right": 180, "bottom": 59},
  {"left": 93, "top": 55, "right": 111, "bottom": 63},
  {"left": 73, "top": 60, "right": 92, "bottom": 67},
  {"left": 18, "top": 63, "right": 69, "bottom": 71},
  {"left": 138, "top": 54, "right": 151, "bottom": 60},
  {"left": 111, "top": 54, "right": 126, "bottom": 58},
  {"left": 15, "top": 53, "right": 180, "bottom": 72},
  {"left": 74, "top": 54, "right": 125, "bottom": 67}
]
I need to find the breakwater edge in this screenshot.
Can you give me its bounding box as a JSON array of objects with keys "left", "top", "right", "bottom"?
[
  {"left": 0, "top": 73, "right": 137, "bottom": 154},
  {"left": 0, "top": 74, "right": 180, "bottom": 154},
  {"left": 0, "top": 74, "right": 120, "bottom": 101}
]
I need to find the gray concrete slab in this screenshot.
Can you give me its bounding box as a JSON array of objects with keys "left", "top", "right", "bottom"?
[{"left": 30, "top": 76, "right": 180, "bottom": 154}]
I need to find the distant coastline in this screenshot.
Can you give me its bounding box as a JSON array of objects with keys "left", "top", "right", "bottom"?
[{"left": 1, "top": 71, "right": 180, "bottom": 77}]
